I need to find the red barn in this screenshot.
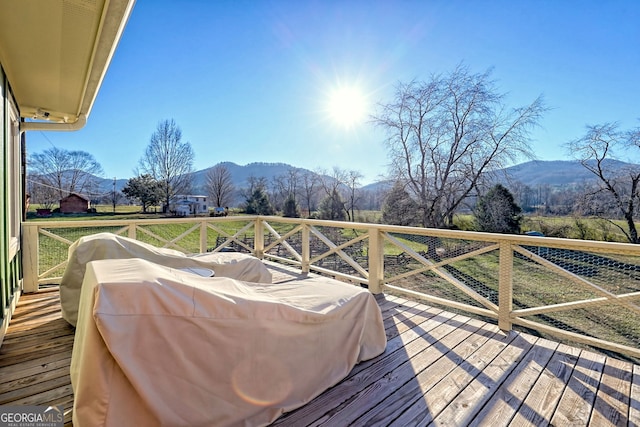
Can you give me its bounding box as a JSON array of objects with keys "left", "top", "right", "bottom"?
[{"left": 60, "top": 193, "right": 90, "bottom": 214}]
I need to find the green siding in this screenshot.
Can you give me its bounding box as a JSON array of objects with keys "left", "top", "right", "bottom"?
[{"left": 0, "top": 64, "right": 20, "bottom": 327}]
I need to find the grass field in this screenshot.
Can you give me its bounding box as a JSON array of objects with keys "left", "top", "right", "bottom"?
[
  {"left": 28, "top": 204, "right": 184, "bottom": 221},
  {"left": 27, "top": 203, "right": 640, "bottom": 244},
  {"left": 453, "top": 213, "right": 634, "bottom": 243}
]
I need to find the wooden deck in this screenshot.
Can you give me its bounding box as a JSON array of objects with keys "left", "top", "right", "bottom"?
[{"left": 1, "top": 263, "right": 639, "bottom": 426}]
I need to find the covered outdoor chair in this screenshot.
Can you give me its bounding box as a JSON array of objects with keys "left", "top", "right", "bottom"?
[
  {"left": 71, "top": 258, "right": 387, "bottom": 427},
  {"left": 60, "top": 232, "right": 272, "bottom": 326}
]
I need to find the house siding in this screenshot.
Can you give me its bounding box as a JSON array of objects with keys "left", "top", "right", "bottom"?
[
  {"left": 60, "top": 193, "right": 90, "bottom": 213},
  {"left": 170, "top": 195, "right": 209, "bottom": 215},
  {"left": 0, "top": 63, "right": 23, "bottom": 345}
]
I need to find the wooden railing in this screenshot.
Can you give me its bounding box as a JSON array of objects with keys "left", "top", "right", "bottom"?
[{"left": 21, "top": 216, "right": 640, "bottom": 359}]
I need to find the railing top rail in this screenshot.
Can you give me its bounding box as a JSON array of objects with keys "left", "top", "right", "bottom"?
[
  {"left": 259, "top": 216, "right": 640, "bottom": 255},
  {"left": 22, "top": 215, "right": 640, "bottom": 256},
  {"left": 21, "top": 216, "right": 260, "bottom": 228}
]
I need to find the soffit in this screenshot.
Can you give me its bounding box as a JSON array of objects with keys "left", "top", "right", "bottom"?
[{"left": 0, "top": 0, "right": 135, "bottom": 124}]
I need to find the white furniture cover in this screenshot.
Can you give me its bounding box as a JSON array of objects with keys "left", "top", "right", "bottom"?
[
  {"left": 60, "top": 232, "right": 272, "bottom": 326},
  {"left": 71, "top": 258, "right": 387, "bottom": 427}
]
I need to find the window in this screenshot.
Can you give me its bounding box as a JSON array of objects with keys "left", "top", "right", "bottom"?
[{"left": 7, "top": 98, "right": 20, "bottom": 259}]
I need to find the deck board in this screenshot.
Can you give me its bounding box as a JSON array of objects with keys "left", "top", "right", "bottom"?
[
  {"left": 358, "top": 319, "right": 496, "bottom": 427},
  {"left": 510, "top": 343, "right": 581, "bottom": 426},
  {"left": 468, "top": 337, "right": 558, "bottom": 426},
  {"left": 590, "top": 356, "right": 633, "bottom": 426},
  {"left": 551, "top": 349, "right": 605, "bottom": 426},
  {"left": 430, "top": 329, "right": 524, "bottom": 426},
  {"left": 1, "top": 263, "right": 639, "bottom": 426},
  {"left": 631, "top": 364, "right": 640, "bottom": 423},
  {"left": 398, "top": 322, "right": 507, "bottom": 426}
]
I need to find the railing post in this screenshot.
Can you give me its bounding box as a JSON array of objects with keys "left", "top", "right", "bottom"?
[
  {"left": 367, "top": 227, "right": 384, "bottom": 294},
  {"left": 127, "top": 223, "right": 136, "bottom": 239},
  {"left": 498, "top": 240, "right": 513, "bottom": 331},
  {"left": 21, "top": 223, "right": 39, "bottom": 293},
  {"left": 200, "top": 219, "right": 207, "bottom": 253},
  {"left": 301, "top": 223, "right": 310, "bottom": 274},
  {"left": 254, "top": 217, "right": 264, "bottom": 259}
]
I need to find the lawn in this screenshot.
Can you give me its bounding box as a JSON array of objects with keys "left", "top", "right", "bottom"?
[{"left": 28, "top": 204, "right": 174, "bottom": 221}]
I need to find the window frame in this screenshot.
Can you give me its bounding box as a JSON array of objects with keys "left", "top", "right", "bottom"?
[{"left": 7, "top": 98, "right": 20, "bottom": 260}]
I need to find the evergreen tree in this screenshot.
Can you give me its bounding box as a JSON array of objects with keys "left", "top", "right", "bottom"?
[
  {"left": 381, "top": 181, "right": 419, "bottom": 226},
  {"left": 244, "top": 186, "right": 274, "bottom": 215},
  {"left": 282, "top": 193, "right": 300, "bottom": 218},
  {"left": 318, "top": 189, "right": 346, "bottom": 221},
  {"left": 474, "top": 184, "right": 523, "bottom": 234},
  {"left": 122, "top": 174, "right": 162, "bottom": 213}
]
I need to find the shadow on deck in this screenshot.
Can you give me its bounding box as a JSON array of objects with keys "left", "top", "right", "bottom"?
[{"left": 1, "top": 262, "right": 639, "bottom": 426}]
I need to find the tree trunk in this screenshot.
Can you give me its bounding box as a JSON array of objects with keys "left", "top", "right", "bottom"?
[{"left": 625, "top": 213, "right": 639, "bottom": 244}]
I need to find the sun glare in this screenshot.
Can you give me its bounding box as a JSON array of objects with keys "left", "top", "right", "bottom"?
[{"left": 327, "top": 86, "right": 367, "bottom": 128}]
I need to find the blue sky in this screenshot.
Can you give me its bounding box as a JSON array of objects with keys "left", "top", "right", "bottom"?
[{"left": 28, "top": 0, "right": 640, "bottom": 185}]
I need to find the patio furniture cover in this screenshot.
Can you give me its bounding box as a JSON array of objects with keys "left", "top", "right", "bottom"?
[
  {"left": 70, "top": 258, "right": 387, "bottom": 427},
  {"left": 60, "top": 232, "right": 272, "bottom": 326}
]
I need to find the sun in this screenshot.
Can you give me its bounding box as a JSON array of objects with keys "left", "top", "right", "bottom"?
[{"left": 326, "top": 86, "right": 368, "bottom": 128}]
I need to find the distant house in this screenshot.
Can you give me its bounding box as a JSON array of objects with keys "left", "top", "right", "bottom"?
[
  {"left": 60, "top": 193, "right": 90, "bottom": 214},
  {"left": 170, "top": 195, "right": 208, "bottom": 216}
]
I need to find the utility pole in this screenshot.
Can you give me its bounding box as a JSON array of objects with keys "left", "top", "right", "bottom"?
[{"left": 112, "top": 177, "right": 116, "bottom": 213}]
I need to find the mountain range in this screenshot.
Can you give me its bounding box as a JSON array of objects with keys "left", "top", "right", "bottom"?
[
  {"left": 493, "top": 159, "right": 630, "bottom": 187},
  {"left": 101, "top": 159, "right": 634, "bottom": 199}
]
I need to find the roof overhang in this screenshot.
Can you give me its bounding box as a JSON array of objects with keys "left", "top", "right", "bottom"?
[{"left": 0, "top": 0, "right": 135, "bottom": 130}]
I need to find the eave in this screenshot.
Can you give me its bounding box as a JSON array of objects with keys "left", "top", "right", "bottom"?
[{"left": 0, "top": 0, "right": 135, "bottom": 130}]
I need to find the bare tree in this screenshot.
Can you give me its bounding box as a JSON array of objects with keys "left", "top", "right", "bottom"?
[
  {"left": 299, "top": 170, "right": 320, "bottom": 217},
  {"left": 27, "top": 177, "right": 58, "bottom": 209},
  {"left": 316, "top": 167, "right": 348, "bottom": 221},
  {"left": 567, "top": 122, "right": 640, "bottom": 243},
  {"left": 360, "top": 182, "right": 389, "bottom": 211},
  {"left": 317, "top": 167, "right": 347, "bottom": 198},
  {"left": 242, "top": 176, "right": 268, "bottom": 199},
  {"left": 344, "top": 170, "right": 363, "bottom": 222},
  {"left": 535, "top": 183, "right": 553, "bottom": 214},
  {"left": 139, "top": 119, "right": 194, "bottom": 212},
  {"left": 268, "top": 178, "right": 284, "bottom": 212},
  {"left": 108, "top": 191, "right": 125, "bottom": 213},
  {"left": 271, "top": 167, "right": 301, "bottom": 213},
  {"left": 205, "top": 164, "right": 234, "bottom": 207},
  {"left": 28, "top": 147, "right": 103, "bottom": 199},
  {"left": 372, "top": 65, "right": 545, "bottom": 228}
]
